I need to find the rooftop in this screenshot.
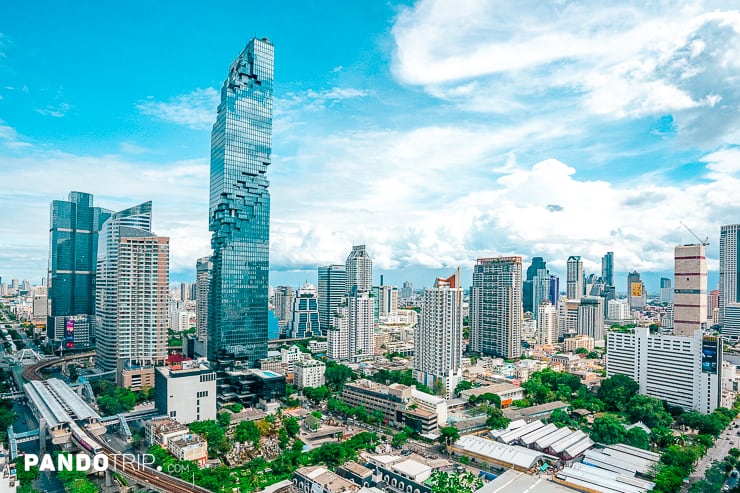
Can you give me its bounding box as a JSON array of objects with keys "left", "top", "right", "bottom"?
[{"left": 475, "top": 470, "right": 576, "bottom": 493}]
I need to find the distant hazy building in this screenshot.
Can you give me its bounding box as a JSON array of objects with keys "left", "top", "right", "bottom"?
[
  {"left": 273, "top": 286, "right": 295, "bottom": 338},
  {"left": 673, "top": 244, "right": 707, "bottom": 337},
  {"left": 195, "top": 256, "right": 212, "bottom": 342},
  {"left": 414, "top": 273, "right": 463, "bottom": 398},
  {"left": 601, "top": 251, "right": 614, "bottom": 287},
  {"left": 289, "top": 284, "right": 320, "bottom": 339},
  {"left": 318, "top": 265, "right": 346, "bottom": 334},
  {"left": 607, "top": 299, "right": 630, "bottom": 321},
  {"left": 47, "top": 191, "right": 111, "bottom": 348},
  {"left": 660, "top": 277, "right": 673, "bottom": 303},
  {"left": 627, "top": 271, "right": 646, "bottom": 310},
  {"left": 471, "top": 256, "right": 522, "bottom": 359},
  {"left": 346, "top": 245, "right": 372, "bottom": 295},
  {"left": 523, "top": 257, "right": 547, "bottom": 314},
  {"left": 95, "top": 202, "right": 169, "bottom": 387},
  {"left": 566, "top": 256, "right": 584, "bottom": 300},
  {"left": 401, "top": 281, "right": 414, "bottom": 300},
  {"left": 537, "top": 301, "right": 558, "bottom": 345},
  {"left": 720, "top": 224, "right": 740, "bottom": 321},
  {"left": 154, "top": 360, "right": 216, "bottom": 424},
  {"left": 607, "top": 328, "right": 722, "bottom": 414}
]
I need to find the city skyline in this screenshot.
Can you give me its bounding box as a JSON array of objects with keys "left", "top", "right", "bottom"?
[{"left": 2, "top": 2, "right": 740, "bottom": 289}]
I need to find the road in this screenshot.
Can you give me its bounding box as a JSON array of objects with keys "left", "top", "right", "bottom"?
[{"left": 688, "top": 419, "right": 740, "bottom": 489}]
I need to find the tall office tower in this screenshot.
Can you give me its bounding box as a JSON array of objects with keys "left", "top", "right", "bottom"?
[
  {"left": 660, "top": 277, "right": 673, "bottom": 303},
  {"left": 577, "top": 296, "right": 605, "bottom": 341},
  {"left": 378, "top": 285, "right": 399, "bottom": 318},
  {"left": 627, "top": 271, "right": 646, "bottom": 310},
  {"left": 348, "top": 291, "right": 373, "bottom": 361},
  {"left": 401, "top": 281, "right": 414, "bottom": 300},
  {"left": 47, "top": 191, "right": 112, "bottom": 348},
  {"left": 208, "top": 38, "right": 274, "bottom": 368},
  {"left": 196, "top": 256, "right": 212, "bottom": 341},
  {"left": 537, "top": 301, "right": 558, "bottom": 345},
  {"left": 10, "top": 279, "right": 18, "bottom": 291},
  {"left": 566, "top": 256, "right": 584, "bottom": 300},
  {"left": 180, "top": 282, "right": 190, "bottom": 302},
  {"left": 532, "top": 270, "right": 550, "bottom": 320},
  {"left": 95, "top": 202, "right": 168, "bottom": 386},
  {"left": 720, "top": 224, "right": 740, "bottom": 321},
  {"left": 345, "top": 245, "right": 372, "bottom": 295},
  {"left": 523, "top": 257, "right": 547, "bottom": 314},
  {"left": 318, "top": 265, "right": 346, "bottom": 333},
  {"left": 470, "top": 256, "right": 522, "bottom": 358},
  {"left": 413, "top": 273, "right": 463, "bottom": 398},
  {"left": 273, "top": 285, "right": 294, "bottom": 338},
  {"left": 289, "top": 284, "right": 320, "bottom": 338},
  {"left": 327, "top": 304, "right": 349, "bottom": 361},
  {"left": 709, "top": 289, "right": 720, "bottom": 325},
  {"left": 674, "top": 244, "right": 707, "bottom": 337},
  {"left": 601, "top": 251, "right": 614, "bottom": 286},
  {"left": 548, "top": 275, "right": 560, "bottom": 307}
]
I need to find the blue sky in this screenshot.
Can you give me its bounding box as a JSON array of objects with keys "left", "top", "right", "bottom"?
[{"left": 1, "top": 1, "right": 739, "bottom": 292}]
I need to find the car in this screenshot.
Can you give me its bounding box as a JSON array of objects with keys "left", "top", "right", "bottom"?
[{"left": 401, "top": 450, "right": 412, "bottom": 456}]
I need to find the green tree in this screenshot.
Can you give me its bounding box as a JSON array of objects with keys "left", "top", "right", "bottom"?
[
  {"left": 189, "top": 420, "right": 229, "bottom": 457},
  {"left": 589, "top": 415, "right": 626, "bottom": 445},
  {"left": 303, "top": 385, "right": 329, "bottom": 402},
  {"left": 284, "top": 417, "right": 300, "bottom": 437},
  {"left": 217, "top": 411, "right": 231, "bottom": 428},
  {"left": 649, "top": 426, "right": 674, "bottom": 449},
  {"left": 325, "top": 361, "right": 355, "bottom": 390},
  {"left": 625, "top": 394, "right": 673, "bottom": 428},
  {"left": 574, "top": 347, "right": 589, "bottom": 355},
  {"left": 549, "top": 408, "right": 576, "bottom": 428},
  {"left": 429, "top": 471, "right": 483, "bottom": 493},
  {"left": 624, "top": 427, "right": 650, "bottom": 450},
  {"left": 392, "top": 432, "right": 408, "bottom": 448},
  {"left": 485, "top": 406, "right": 510, "bottom": 430},
  {"left": 455, "top": 380, "right": 473, "bottom": 396},
  {"left": 597, "top": 374, "right": 639, "bottom": 412},
  {"left": 235, "top": 420, "right": 261, "bottom": 445},
  {"left": 438, "top": 426, "right": 460, "bottom": 448}
]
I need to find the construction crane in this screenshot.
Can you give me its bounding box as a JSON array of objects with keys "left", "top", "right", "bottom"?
[{"left": 680, "top": 221, "right": 710, "bottom": 246}]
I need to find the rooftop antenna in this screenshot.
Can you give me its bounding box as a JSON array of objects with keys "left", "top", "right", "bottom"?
[{"left": 679, "top": 221, "right": 709, "bottom": 246}]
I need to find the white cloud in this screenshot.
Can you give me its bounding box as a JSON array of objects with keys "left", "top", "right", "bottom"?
[
  {"left": 136, "top": 88, "right": 220, "bottom": 130},
  {"left": 391, "top": 1, "right": 740, "bottom": 145},
  {"left": 35, "top": 102, "right": 71, "bottom": 118}
]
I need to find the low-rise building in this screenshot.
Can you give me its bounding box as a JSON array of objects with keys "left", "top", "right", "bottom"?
[
  {"left": 146, "top": 417, "right": 188, "bottom": 446},
  {"left": 0, "top": 444, "right": 17, "bottom": 493},
  {"left": 293, "top": 466, "right": 360, "bottom": 493},
  {"left": 295, "top": 359, "right": 326, "bottom": 389},
  {"left": 154, "top": 359, "right": 217, "bottom": 424},
  {"left": 167, "top": 433, "right": 208, "bottom": 467},
  {"left": 503, "top": 401, "right": 569, "bottom": 423},
  {"left": 459, "top": 383, "right": 524, "bottom": 407},
  {"left": 550, "top": 353, "right": 582, "bottom": 372},
  {"left": 562, "top": 335, "right": 594, "bottom": 352}
]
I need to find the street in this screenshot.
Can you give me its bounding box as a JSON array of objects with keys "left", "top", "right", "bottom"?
[{"left": 688, "top": 419, "right": 740, "bottom": 489}]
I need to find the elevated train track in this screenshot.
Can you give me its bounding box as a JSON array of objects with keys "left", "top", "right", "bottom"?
[{"left": 21, "top": 351, "right": 95, "bottom": 382}]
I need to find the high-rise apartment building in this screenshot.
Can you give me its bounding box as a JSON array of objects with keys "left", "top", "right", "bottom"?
[
  {"left": 549, "top": 275, "right": 560, "bottom": 308},
  {"left": 401, "top": 281, "right": 414, "bottom": 300},
  {"left": 318, "top": 265, "right": 346, "bottom": 333},
  {"left": 577, "top": 296, "right": 605, "bottom": 341},
  {"left": 566, "top": 256, "right": 583, "bottom": 300},
  {"left": 607, "top": 328, "right": 723, "bottom": 413},
  {"left": 327, "top": 304, "right": 349, "bottom": 361},
  {"left": 601, "top": 252, "right": 614, "bottom": 286},
  {"left": 195, "top": 256, "right": 212, "bottom": 341},
  {"left": 95, "top": 202, "right": 168, "bottom": 386},
  {"left": 470, "top": 256, "right": 522, "bottom": 359},
  {"left": 348, "top": 291, "right": 373, "bottom": 361},
  {"left": 674, "top": 244, "right": 707, "bottom": 337},
  {"left": 208, "top": 38, "right": 274, "bottom": 368},
  {"left": 720, "top": 224, "right": 740, "bottom": 322},
  {"left": 627, "top": 271, "right": 646, "bottom": 310},
  {"left": 537, "top": 301, "right": 558, "bottom": 345},
  {"left": 378, "top": 285, "right": 399, "bottom": 318},
  {"left": 345, "top": 245, "right": 372, "bottom": 295},
  {"left": 47, "top": 191, "right": 112, "bottom": 348},
  {"left": 414, "top": 273, "right": 463, "bottom": 398}
]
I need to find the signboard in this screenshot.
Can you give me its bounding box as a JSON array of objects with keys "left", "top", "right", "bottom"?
[
  {"left": 65, "top": 319, "right": 75, "bottom": 349},
  {"left": 702, "top": 337, "right": 718, "bottom": 374},
  {"left": 631, "top": 282, "right": 643, "bottom": 297}
]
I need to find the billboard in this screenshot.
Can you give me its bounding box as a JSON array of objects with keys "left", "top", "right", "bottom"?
[
  {"left": 65, "top": 319, "right": 75, "bottom": 349},
  {"left": 702, "top": 337, "right": 718, "bottom": 374},
  {"left": 631, "top": 282, "right": 643, "bottom": 297}
]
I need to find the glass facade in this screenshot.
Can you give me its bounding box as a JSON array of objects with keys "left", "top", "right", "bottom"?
[
  {"left": 208, "top": 38, "right": 274, "bottom": 367},
  {"left": 47, "top": 191, "right": 112, "bottom": 345}
]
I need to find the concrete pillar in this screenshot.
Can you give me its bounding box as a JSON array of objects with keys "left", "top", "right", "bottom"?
[
  {"left": 105, "top": 469, "right": 112, "bottom": 487},
  {"left": 38, "top": 418, "right": 46, "bottom": 455}
]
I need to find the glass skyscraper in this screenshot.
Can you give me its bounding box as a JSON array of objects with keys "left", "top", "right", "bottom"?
[
  {"left": 47, "top": 192, "right": 112, "bottom": 347},
  {"left": 208, "top": 37, "right": 274, "bottom": 367}
]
